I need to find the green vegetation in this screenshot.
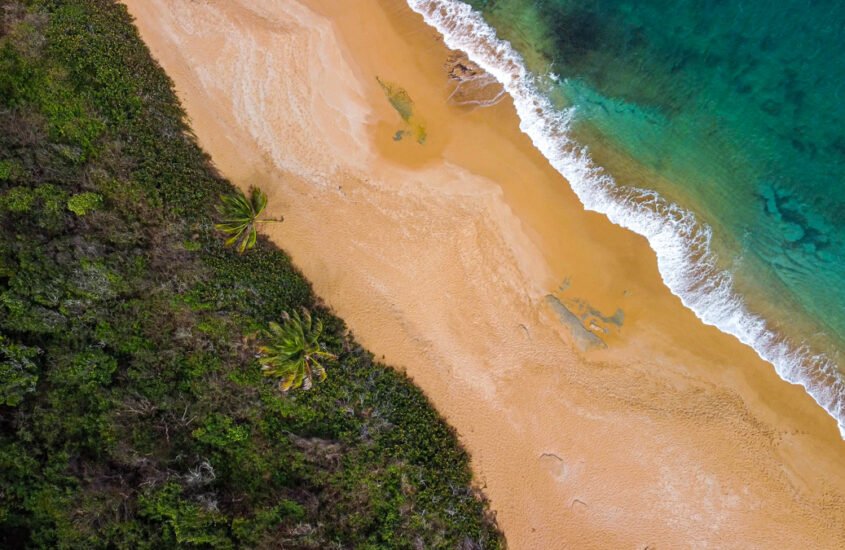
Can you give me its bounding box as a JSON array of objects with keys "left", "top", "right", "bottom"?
[
  {"left": 0, "top": 1, "right": 503, "bottom": 548},
  {"left": 376, "top": 76, "right": 427, "bottom": 144},
  {"left": 259, "top": 309, "right": 335, "bottom": 392},
  {"left": 66, "top": 191, "right": 102, "bottom": 216},
  {"left": 215, "top": 186, "right": 281, "bottom": 254}
]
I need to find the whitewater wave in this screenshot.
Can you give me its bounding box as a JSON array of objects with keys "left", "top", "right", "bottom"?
[{"left": 406, "top": 0, "right": 845, "bottom": 437}]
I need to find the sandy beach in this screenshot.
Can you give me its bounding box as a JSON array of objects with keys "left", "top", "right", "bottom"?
[{"left": 123, "top": 0, "right": 845, "bottom": 547}]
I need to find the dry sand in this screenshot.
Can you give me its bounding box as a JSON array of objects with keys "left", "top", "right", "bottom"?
[{"left": 123, "top": 0, "right": 845, "bottom": 547}]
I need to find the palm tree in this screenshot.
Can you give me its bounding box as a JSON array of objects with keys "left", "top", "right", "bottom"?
[
  {"left": 258, "top": 309, "right": 336, "bottom": 392},
  {"left": 215, "top": 187, "right": 282, "bottom": 253}
]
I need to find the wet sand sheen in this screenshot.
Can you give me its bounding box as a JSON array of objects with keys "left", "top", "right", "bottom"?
[{"left": 122, "top": 0, "right": 845, "bottom": 547}]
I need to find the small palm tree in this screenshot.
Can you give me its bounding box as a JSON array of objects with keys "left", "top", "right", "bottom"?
[
  {"left": 215, "top": 187, "right": 282, "bottom": 253},
  {"left": 258, "top": 309, "right": 336, "bottom": 392}
]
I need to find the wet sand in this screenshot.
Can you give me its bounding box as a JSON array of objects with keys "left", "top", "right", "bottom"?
[{"left": 123, "top": 0, "right": 845, "bottom": 547}]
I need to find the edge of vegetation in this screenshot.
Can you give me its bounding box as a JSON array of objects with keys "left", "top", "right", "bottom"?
[{"left": 0, "top": 1, "right": 504, "bottom": 547}]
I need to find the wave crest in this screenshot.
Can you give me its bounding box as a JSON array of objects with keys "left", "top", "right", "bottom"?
[{"left": 406, "top": 0, "right": 845, "bottom": 437}]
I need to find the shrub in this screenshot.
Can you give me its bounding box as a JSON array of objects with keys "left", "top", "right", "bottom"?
[{"left": 66, "top": 191, "right": 102, "bottom": 216}]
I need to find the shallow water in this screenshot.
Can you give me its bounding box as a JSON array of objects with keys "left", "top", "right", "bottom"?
[{"left": 408, "top": 0, "right": 845, "bottom": 433}]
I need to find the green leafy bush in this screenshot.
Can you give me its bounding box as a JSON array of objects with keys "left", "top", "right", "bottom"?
[
  {"left": 0, "top": 336, "right": 39, "bottom": 406},
  {"left": 66, "top": 191, "right": 102, "bottom": 216},
  {"left": 0, "top": 160, "right": 19, "bottom": 181},
  {"left": 1, "top": 186, "right": 35, "bottom": 212}
]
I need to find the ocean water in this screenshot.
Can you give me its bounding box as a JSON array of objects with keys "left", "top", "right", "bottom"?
[{"left": 406, "top": 0, "right": 845, "bottom": 435}]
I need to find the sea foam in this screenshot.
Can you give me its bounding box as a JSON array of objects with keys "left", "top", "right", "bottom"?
[{"left": 406, "top": 0, "right": 845, "bottom": 437}]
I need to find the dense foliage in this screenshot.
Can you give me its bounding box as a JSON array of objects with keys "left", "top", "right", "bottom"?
[{"left": 0, "top": 1, "right": 503, "bottom": 547}]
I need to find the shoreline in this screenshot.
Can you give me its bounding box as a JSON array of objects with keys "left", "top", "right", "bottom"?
[
  {"left": 407, "top": 0, "right": 845, "bottom": 438},
  {"left": 123, "top": 0, "right": 845, "bottom": 546},
  {"left": 431, "top": 0, "right": 845, "bottom": 439}
]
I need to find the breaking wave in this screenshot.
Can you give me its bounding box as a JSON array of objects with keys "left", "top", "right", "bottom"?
[{"left": 407, "top": 0, "right": 845, "bottom": 437}]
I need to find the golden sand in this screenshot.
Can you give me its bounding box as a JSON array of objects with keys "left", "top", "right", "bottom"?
[{"left": 123, "top": 0, "right": 845, "bottom": 546}]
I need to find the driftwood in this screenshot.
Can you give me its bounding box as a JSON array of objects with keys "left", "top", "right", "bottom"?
[{"left": 444, "top": 52, "right": 506, "bottom": 108}]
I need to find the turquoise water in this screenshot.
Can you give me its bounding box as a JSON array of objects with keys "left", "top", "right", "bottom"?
[{"left": 408, "top": 0, "right": 845, "bottom": 432}]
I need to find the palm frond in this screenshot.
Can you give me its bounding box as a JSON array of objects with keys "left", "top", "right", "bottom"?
[
  {"left": 216, "top": 187, "right": 281, "bottom": 254},
  {"left": 257, "top": 309, "right": 336, "bottom": 392}
]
